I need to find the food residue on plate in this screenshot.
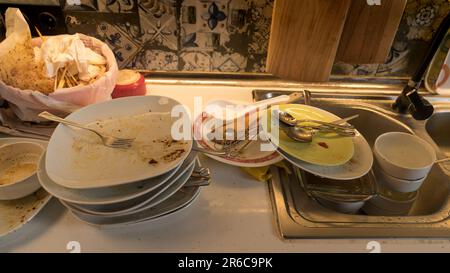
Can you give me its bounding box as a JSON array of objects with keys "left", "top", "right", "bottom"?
[
  {"left": 318, "top": 142, "right": 329, "bottom": 149},
  {"left": 0, "top": 154, "right": 39, "bottom": 185},
  {"left": 69, "top": 112, "right": 191, "bottom": 181}
]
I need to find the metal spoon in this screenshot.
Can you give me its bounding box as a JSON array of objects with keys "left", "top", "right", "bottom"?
[
  {"left": 283, "top": 125, "right": 356, "bottom": 143},
  {"left": 277, "top": 110, "right": 298, "bottom": 126},
  {"left": 277, "top": 111, "right": 358, "bottom": 141},
  {"left": 282, "top": 125, "right": 313, "bottom": 142},
  {"left": 277, "top": 110, "right": 357, "bottom": 129}
]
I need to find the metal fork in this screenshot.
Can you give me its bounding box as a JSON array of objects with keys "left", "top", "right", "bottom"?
[{"left": 38, "top": 111, "right": 135, "bottom": 149}]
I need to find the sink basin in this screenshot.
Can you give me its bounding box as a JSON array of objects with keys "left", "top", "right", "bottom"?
[
  {"left": 254, "top": 90, "right": 450, "bottom": 238},
  {"left": 426, "top": 112, "right": 450, "bottom": 157}
]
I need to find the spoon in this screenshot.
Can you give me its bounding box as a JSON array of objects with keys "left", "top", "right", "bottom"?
[
  {"left": 277, "top": 110, "right": 358, "bottom": 129},
  {"left": 282, "top": 125, "right": 314, "bottom": 143},
  {"left": 283, "top": 124, "right": 357, "bottom": 143},
  {"left": 278, "top": 111, "right": 359, "bottom": 142}
]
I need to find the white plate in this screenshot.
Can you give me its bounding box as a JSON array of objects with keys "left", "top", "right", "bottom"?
[
  {"left": 275, "top": 131, "right": 373, "bottom": 180},
  {"left": 132, "top": 159, "right": 199, "bottom": 211},
  {"left": 46, "top": 96, "right": 193, "bottom": 189},
  {"left": 261, "top": 104, "right": 355, "bottom": 166},
  {"left": 62, "top": 182, "right": 201, "bottom": 226},
  {"left": 66, "top": 156, "right": 196, "bottom": 216},
  {"left": 0, "top": 137, "right": 51, "bottom": 237},
  {"left": 193, "top": 100, "right": 282, "bottom": 168},
  {"left": 0, "top": 188, "right": 51, "bottom": 237},
  {"left": 38, "top": 152, "right": 184, "bottom": 206}
]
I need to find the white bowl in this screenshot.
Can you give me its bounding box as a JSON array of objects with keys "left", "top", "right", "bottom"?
[
  {"left": 316, "top": 197, "right": 365, "bottom": 214},
  {"left": 363, "top": 186, "right": 417, "bottom": 216},
  {"left": 0, "top": 142, "right": 44, "bottom": 200},
  {"left": 373, "top": 162, "right": 426, "bottom": 193},
  {"left": 373, "top": 132, "right": 436, "bottom": 180}
]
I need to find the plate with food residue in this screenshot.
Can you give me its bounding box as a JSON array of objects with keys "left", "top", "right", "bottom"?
[
  {"left": 274, "top": 131, "right": 373, "bottom": 180},
  {"left": 0, "top": 138, "right": 51, "bottom": 237},
  {"left": 0, "top": 188, "right": 51, "bottom": 237},
  {"left": 46, "top": 96, "right": 193, "bottom": 189},
  {"left": 262, "top": 104, "right": 355, "bottom": 167}
]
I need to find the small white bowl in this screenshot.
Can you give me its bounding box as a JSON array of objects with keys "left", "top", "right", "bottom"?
[
  {"left": 363, "top": 186, "right": 417, "bottom": 216},
  {"left": 0, "top": 142, "right": 44, "bottom": 200},
  {"left": 316, "top": 197, "right": 365, "bottom": 214},
  {"left": 374, "top": 132, "right": 436, "bottom": 180},
  {"left": 373, "top": 162, "right": 426, "bottom": 193}
]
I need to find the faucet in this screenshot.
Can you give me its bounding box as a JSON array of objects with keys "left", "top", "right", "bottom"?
[{"left": 392, "top": 12, "right": 450, "bottom": 120}]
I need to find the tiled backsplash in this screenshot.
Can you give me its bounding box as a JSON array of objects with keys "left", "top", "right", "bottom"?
[
  {"left": 3, "top": 0, "right": 450, "bottom": 77},
  {"left": 63, "top": 0, "right": 273, "bottom": 73}
]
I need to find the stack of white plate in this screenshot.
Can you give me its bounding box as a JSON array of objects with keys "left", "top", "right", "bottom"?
[
  {"left": 38, "top": 151, "right": 207, "bottom": 226},
  {"left": 37, "top": 96, "right": 209, "bottom": 226}
]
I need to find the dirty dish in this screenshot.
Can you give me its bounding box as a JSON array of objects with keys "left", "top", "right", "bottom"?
[
  {"left": 65, "top": 155, "right": 196, "bottom": 216},
  {"left": 0, "top": 142, "right": 44, "bottom": 200},
  {"left": 275, "top": 130, "right": 373, "bottom": 180},
  {"left": 374, "top": 132, "right": 436, "bottom": 180},
  {"left": 0, "top": 188, "right": 51, "bottom": 237},
  {"left": 63, "top": 185, "right": 201, "bottom": 227},
  {"left": 262, "top": 104, "right": 355, "bottom": 166},
  {"left": 38, "top": 152, "right": 183, "bottom": 205},
  {"left": 45, "top": 96, "right": 193, "bottom": 189},
  {"left": 193, "top": 99, "right": 282, "bottom": 167}
]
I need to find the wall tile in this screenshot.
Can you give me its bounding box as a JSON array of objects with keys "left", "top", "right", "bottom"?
[
  {"left": 6, "top": 0, "right": 446, "bottom": 75},
  {"left": 178, "top": 0, "right": 273, "bottom": 72},
  {"left": 65, "top": 0, "right": 180, "bottom": 71}
]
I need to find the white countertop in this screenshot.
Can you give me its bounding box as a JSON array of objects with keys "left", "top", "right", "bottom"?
[{"left": 2, "top": 83, "right": 450, "bottom": 253}]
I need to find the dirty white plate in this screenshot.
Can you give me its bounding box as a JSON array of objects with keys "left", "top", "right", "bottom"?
[
  {"left": 262, "top": 104, "right": 355, "bottom": 166},
  {"left": 193, "top": 100, "right": 282, "bottom": 168},
  {"left": 0, "top": 137, "right": 51, "bottom": 237},
  {"left": 38, "top": 152, "right": 183, "bottom": 205},
  {"left": 65, "top": 154, "right": 197, "bottom": 216},
  {"left": 0, "top": 188, "right": 51, "bottom": 237},
  {"left": 45, "top": 96, "right": 193, "bottom": 189},
  {"left": 62, "top": 184, "right": 201, "bottom": 226},
  {"left": 275, "top": 131, "right": 373, "bottom": 180}
]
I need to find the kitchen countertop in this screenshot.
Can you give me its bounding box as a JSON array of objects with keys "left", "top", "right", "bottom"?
[{"left": 2, "top": 83, "right": 450, "bottom": 253}]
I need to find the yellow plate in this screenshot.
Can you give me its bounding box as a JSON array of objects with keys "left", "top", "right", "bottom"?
[{"left": 264, "top": 104, "right": 355, "bottom": 166}]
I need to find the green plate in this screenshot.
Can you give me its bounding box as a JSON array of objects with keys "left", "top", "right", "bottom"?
[{"left": 263, "top": 104, "right": 355, "bottom": 166}]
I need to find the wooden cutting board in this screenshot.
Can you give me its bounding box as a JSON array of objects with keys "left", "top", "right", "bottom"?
[
  {"left": 266, "top": 0, "right": 352, "bottom": 82},
  {"left": 335, "top": 0, "right": 407, "bottom": 64}
]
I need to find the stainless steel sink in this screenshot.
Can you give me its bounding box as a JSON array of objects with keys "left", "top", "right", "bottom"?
[
  {"left": 426, "top": 111, "right": 450, "bottom": 158},
  {"left": 253, "top": 90, "right": 450, "bottom": 238}
]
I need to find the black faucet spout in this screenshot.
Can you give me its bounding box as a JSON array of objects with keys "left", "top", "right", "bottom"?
[{"left": 393, "top": 12, "right": 450, "bottom": 120}]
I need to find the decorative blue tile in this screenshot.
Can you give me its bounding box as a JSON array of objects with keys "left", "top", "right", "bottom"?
[
  {"left": 97, "top": 0, "right": 139, "bottom": 13},
  {"left": 64, "top": 0, "right": 179, "bottom": 71},
  {"left": 58, "top": 0, "right": 449, "bottom": 75},
  {"left": 178, "top": 0, "right": 273, "bottom": 72}
]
